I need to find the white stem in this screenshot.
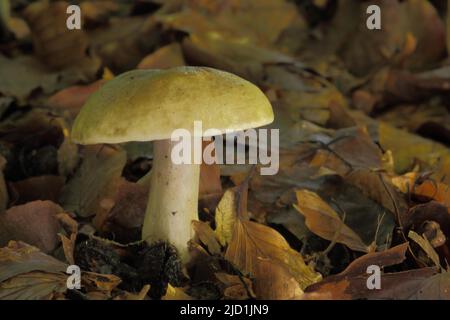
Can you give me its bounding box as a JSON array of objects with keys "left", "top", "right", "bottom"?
[{"left": 142, "top": 139, "right": 200, "bottom": 262}]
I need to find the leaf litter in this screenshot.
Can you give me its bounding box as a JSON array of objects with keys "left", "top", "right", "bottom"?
[{"left": 0, "top": 0, "right": 450, "bottom": 300}]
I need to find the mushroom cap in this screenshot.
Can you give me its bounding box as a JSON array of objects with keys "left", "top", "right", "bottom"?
[{"left": 71, "top": 66, "right": 274, "bottom": 144}]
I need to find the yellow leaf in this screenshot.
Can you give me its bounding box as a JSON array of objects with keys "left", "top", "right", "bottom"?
[
  {"left": 162, "top": 284, "right": 193, "bottom": 300},
  {"left": 379, "top": 123, "right": 450, "bottom": 184},
  {"left": 408, "top": 230, "right": 441, "bottom": 269},
  {"left": 215, "top": 189, "right": 238, "bottom": 246},
  {"left": 295, "top": 189, "right": 370, "bottom": 252}
]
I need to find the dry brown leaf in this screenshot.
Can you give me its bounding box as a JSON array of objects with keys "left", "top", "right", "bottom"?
[
  {"left": 305, "top": 243, "right": 437, "bottom": 299},
  {"left": 346, "top": 169, "right": 408, "bottom": 217},
  {"left": 225, "top": 219, "right": 321, "bottom": 294},
  {"left": 192, "top": 220, "right": 221, "bottom": 255},
  {"left": 215, "top": 272, "right": 255, "bottom": 300},
  {"left": 23, "top": 1, "right": 100, "bottom": 74},
  {"left": 107, "top": 179, "right": 148, "bottom": 229},
  {"left": 0, "top": 241, "right": 67, "bottom": 284},
  {"left": 0, "top": 271, "right": 67, "bottom": 300},
  {"left": 0, "top": 201, "right": 64, "bottom": 253},
  {"left": 138, "top": 43, "right": 186, "bottom": 69},
  {"left": 392, "top": 173, "right": 450, "bottom": 213},
  {"left": 408, "top": 230, "right": 441, "bottom": 269},
  {"left": 252, "top": 257, "right": 304, "bottom": 300},
  {"left": 82, "top": 271, "right": 121, "bottom": 294},
  {"left": 410, "top": 272, "right": 450, "bottom": 300},
  {"left": 59, "top": 233, "right": 76, "bottom": 266},
  {"left": 59, "top": 146, "right": 127, "bottom": 219},
  {"left": 328, "top": 127, "right": 383, "bottom": 170},
  {"left": 158, "top": 0, "right": 301, "bottom": 47},
  {"left": 295, "top": 189, "right": 370, "bottom": 252},
  {"left": 48, "top": 80, "right": 106, "bottom": 118},
  {"left": 9, "top": 175, "right": 65, "bottom": 205}
]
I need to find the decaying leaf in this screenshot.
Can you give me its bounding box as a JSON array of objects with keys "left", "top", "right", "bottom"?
[
  {"left": 1, "top": 0, "right": 450, "bottom": 302},
  {"left": 295, "top": 189, "right": 370, "bottom": 252}
]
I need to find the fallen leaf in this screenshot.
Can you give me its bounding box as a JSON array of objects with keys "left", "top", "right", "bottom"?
[
  {"left": 59, "top": 233, "right": 76, "bottom": 266},
  {"left": 0, "top": 201, "right": 64, "bottom": 253},
  {"left": 0, "top": 271, "right": 67, "bottom": 300},
  {"left": 410, "top": 272, "right": 450, "bottom": 300},
  {"left": 408, "top": 230, "right": 441, "bottom": 269},
  {"left": 48, "top": 80, "right": 106, "bottom": 118},
  {"left": 159, "top": 0, "right": 302, "bottom": 47},
  {"left": 392, "top": 173, "right": 450, "bottom": 213},
  {"left": 378, "top": 122, "right": 450, "bottom": 184},
  {"left": 161, "top": 284, "right": 193, "bottom": 300},
  {"left": 0, "top": 55, "right": 62, "bottom": 103},
  {"left": 192, "top": 220, "right": 221, "bottom": 255},
  {"left": 295, "top": 189, "right": 370, "bottom": 252},
  {"left": 23, "top": 1, "right": 100, "bottom": 74},
  {"left": 252, "top": 257, "right": 305, "bottom": 300},
  {"left": 225, "top": 219, "right": 322, "bottom": 293},
  {"left": 0, "top": 241, "right": 67, "bottom": 284},
  {"left": 59, "top": 146, "right": 127, "bottom": 218},
  {"left": 82, "top": 271, "right": 121, "bottom": 294},
  {"left": 215, "top": 272, "right": 255, "bottom": 300},
  {"left": 305, "top": 243, "right": 438, "bottom": 299},
  {"left": 215, "top": 188, "right": 239, "bottom": 247},
  {"left": 107, "top": 179, "right": 148, "bottom": 230},
  {"left": 138, "top": 43, "right": 186, "bottom": 69},
  {"left": 345, "top": 169, "right": 408, "bottom": 219},
  {"left": 9, "top": 175, "right": 65, "bottom": 204}
]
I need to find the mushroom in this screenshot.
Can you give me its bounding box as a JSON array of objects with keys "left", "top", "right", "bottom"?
[{"left": 71, "top": 66, "right": 274, "bottom": 262}]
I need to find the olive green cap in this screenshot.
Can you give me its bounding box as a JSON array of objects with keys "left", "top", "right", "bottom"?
[{"left": 71, "top": 66, "right": 274, "bottom": 144}]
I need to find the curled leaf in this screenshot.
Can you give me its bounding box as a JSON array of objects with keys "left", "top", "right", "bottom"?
[{"left": 295, "top": 189, "right": 370, "bottom": 252}]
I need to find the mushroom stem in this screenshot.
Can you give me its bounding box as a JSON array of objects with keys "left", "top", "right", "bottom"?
[{"left": 142, "top": 139, "right": 200, "bottom": 262}]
